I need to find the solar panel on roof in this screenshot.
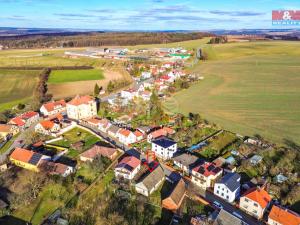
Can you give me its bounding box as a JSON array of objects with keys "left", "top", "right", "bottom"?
[
  {"left": 198, "top": 166, "right": 205, "bottom": 174},
  {"left": 28, "top": 153, "right": 42, "bottom": 165},
  {"left": 207, "top": 164, "right": 215, "bottom": 171}
]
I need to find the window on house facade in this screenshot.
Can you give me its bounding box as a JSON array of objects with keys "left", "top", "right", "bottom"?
[
  {"left": 245, "top": 198, "right": 249, "bottom": 202},
  {"left": 253, "top": 203, "right": 258, "bottom": 207}
]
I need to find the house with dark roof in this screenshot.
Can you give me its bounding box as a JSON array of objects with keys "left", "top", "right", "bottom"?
[
  {"left": 214, "top": 172, "right": 241, "bottom": 203},
  {"left": 114, "top": 156, "right": 141, "bottom": 180},
  {"left": 162, "top": 178, "right": 186, "bottom": 212},
  {"left": 213, "top": 209, "right": 247, "bottom": 225},
  {"left": 239, "top": 186, "right": 271, "bottom": 219},
  {"left": 172, "top": 153, "right": 201, "bottom": 175},
  {"left": 268, "top": 205, "right": 300, "bottom": 225},
  {"left": 135, "top": 165, "right": 165, "bottom": 197},
  {"left": 151, "top": 136, "right": 177, "bottom": 160},
  {"left": 191, "top": 161, "right": 223, "bottom": 190}
]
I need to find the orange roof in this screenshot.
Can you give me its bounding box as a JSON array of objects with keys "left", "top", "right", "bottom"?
[
  {"left": 10, "top": 148, "right": 34, "bottom": 163},
  {"left": 0, "top": 124, "right": 14, "bottom": 133},
  {"left": 68, "top": 95, "right": 93, "bottom": 106},
  {"left": 86, "top": 118, "right": 102, "bottom": 125},
  {"left": 48, "top": 113, "right": 63, "bottom": 121},
  {"left": 21, "top": 111, "right": 38, "bottom": 119},
  {"left": 42, "top": 100, "right": 66, "bottom": 112},
  {"left": 269, "top": 205, "right": 300, "bottom": 225},
  {"left": 134, "top": 130, "right": 143, "bottom": 137},
  {"left": 243, "top": 187, "right": 271, "bottom": 208},
  {"left": 119, "top": 129, "right": 131, "bottom": 137},
  {"left": 9, "top": 117, "right": 25, "bottom": 127},
  {"left": 150, "top": 127, "right": 175, "bottom": 139},
  {"left": 39, "top": 120, "right": 55, "bottom": 130}
]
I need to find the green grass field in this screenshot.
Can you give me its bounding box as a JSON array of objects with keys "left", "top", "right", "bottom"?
[
  {"left": 48, "top": 69, "right": 104, "bottom": 83},
  {"left": 0, "top": 69, "right": 41, "bottom": 111},
  {"left": 164, "top": 41, "right": 300, "bottom": 145}
]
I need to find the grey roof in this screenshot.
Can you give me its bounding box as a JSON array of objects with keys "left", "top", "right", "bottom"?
[
  {"left": 217, "top": 172, "right": 240, "bottom": 192},
  {"left": 214, "top": 209, "right": 246, "bottom": 225},
  {"left": 107, "top": 125, "right": 120, "bottom": 134},
  {"left": 172, "top": 153, "right": 199, "bottom": 167},
  {"left": 138, "top": 165, "right": 165, "bottom": 190}
]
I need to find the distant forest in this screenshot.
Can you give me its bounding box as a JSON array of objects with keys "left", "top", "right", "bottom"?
[{"left": 0, "top": 32, "right": 212, "bottom": 49}]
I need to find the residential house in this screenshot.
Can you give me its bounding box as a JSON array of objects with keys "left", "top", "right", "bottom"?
[
  {"left": 162, "top": 178, "right": 186, "bottom": 211},
  {"left": 151, "top": 136, "right": 177, "bottom": 160},
  {"left": 239, "top": 187, "right": 272, "bottom": 219},
  {"left": 172, "top": 153, "right": 200, "bottom": 175},
  {"left": 117, "top": 128, "right": 143, "bottom": 145},
  {"left": 107, "top": 125, "right": 120, "bottom": 138},
  {"left": 80, "top": 145, "right": 118, "bottom": 162},
  {"left": 213, "top": 209, "right": 247, "bottom": 225},
  {"left": 137, "top": 126, "right": 152, "bottom": 135},
  {"left": 35, "top": 120, "right": 61, "bottom": 136},
  {"left": 135, "top": 165, "right": 165, "bottom": 197},
  {"left": 66, "top": 95, "right": 97, "bottom": 120},
  {"left": 141, "top": 71, "right": 152, "bottom": 79},
  {"left": 40, "top": 100, "right": 66, "bottom": 116},
  {"left": 114, "top": 156, "right": 141, "bottom": 180},
  {"left": 84, "top": 118, "right": 112, "bottom": 132},
  {"left": 0, "top": 124, "right": 19, "bottom": 141},
  {"left": 9, "top": 111, "right": 39, "bottom": 129},
  {"left": 191, "top": 162, "right": 222, "bottom": 190},
  {"left": 120, "top": 88, "right": 138, "bottom": 100},
  {"left": 160, "top": 75, "right": 174, "bottom": 83},
  {"left": 250, "top": 155, "right": 263, "bottom": 165},
  {"left": 147, "top": 127, "right": 175, "bottom": 142},
  {"left": 268, "top": 205, "right": 300, "bottom": 225},
  {"left": 214, "top": 172, "right": 241, "bottom": 203},
  {"left": 10, "top": 148, "right": 51, "bottom": 172},
  {"left": 39, "top": 160, "right": 74, "bottom": 177},
  {"left": 139, "top": 90, "right": 152, "bottom": 101}
]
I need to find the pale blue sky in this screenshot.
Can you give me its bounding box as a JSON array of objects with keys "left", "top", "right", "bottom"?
[{"left": 0, "top": 0, "right": 300, "bottom": 30}]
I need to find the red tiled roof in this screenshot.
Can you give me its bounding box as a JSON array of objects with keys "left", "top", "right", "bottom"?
[
  {"left": 10, "top": 148, "right": 34, "bottom": 163},
  {"left": 160, "top": 75, "right": 171, "bottom": 80},
  {"left": 118, "top": 129, "right": 131, "bottom": 137},
  {"left": 86, "top": 118, "right": 102, "bottom": 125},
  {"left": 192, "top": 162, "right": 222, "bottom": 177},
  {"left": 42, "top": 100, "right": 66, "bottom": 113},
  {"left": 39, "top": 120, "right": 55, "bottom": 130},
  {"left": 68, "top": 95, "right": 93, "bottom": 106},
  {"left": 81, "top": 145, "right": 117, "bottom": 159},
  {"left": 21, "top": 111, "right": 38, "bottom": 119},
  {"left": 134, "top": 130, "right": 143, "bottom": 137},
  {"left": 149, "top": 127, "right": 175, "bottom": 139},
  {"left": 117, "top": 156, "right": 140, "bottom": 171},
  {"left": 242, "top": 187, "right": 271, "bottom": 209},
  {"left": 9, "top": 117, "right": 25, "bottom": 127},
  {"left": 269, "top": 205, "right": 300, "bottom": 225}
]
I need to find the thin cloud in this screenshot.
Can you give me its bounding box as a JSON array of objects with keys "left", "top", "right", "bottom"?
[{"left": 210, "top": 10, "right": 265, "bottom": 16}]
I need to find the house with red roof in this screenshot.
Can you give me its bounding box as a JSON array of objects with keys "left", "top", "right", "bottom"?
[
  {"left": 84, "top": 118, "right": 112, "bottom": 132},
  {"left": 114, "top": 156, "right": 141, "bottom": 180},
  {"left": 268, "top": 205, "right": 300, "bottom": 225},
  {"left": 10, "top": 147, "right": 51, "bottom": 172},
  {"left": 40, "top": 100, "right": 66, "bottom": 116},
  {"left": 191, "top": 161, "right": 223, "bottom": 190},
  {"left": 147, "top": 127, "right": 175, "bottom": 142},
  {"left": 80, "top": 144, "right": 118, "bottom": 162},
  {"left": 35, "top": 120, "right": 61, "bottom": 136},
  {"left": 160, "top": 75, "right": 174, "bottom": 83},
  {"left": 66, "top": 95, "right": 97, "bottom": 120},
  {"left": 120, "top": 88, "right": 138, "bottom": 100},
  {"left": 117, "top": 128, "right": 144, "bottom": 145},
  {"left": 9, "top": 111, "right": 39, "bottom": 129},
  {"left": 0, "top": 124, "right": 19, "bottom": 141},
  {"left": 39, "top": 160, "right": 74, "bottom": 177},
  {"left": 239, "top": 187, "right": 272, "bottom": 219}
]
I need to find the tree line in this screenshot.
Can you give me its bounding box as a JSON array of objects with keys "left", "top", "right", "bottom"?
[{"left": 0, "top": 32, "right": 212, "bottom": 49}]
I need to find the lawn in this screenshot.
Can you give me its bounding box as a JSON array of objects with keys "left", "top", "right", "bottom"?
[
  {"left": 52, "top": 127, "right": 101, "bottom": 157},
  {"left": 0, "top": 69, "right": 40, "bottom": 112},
  {"left": 0, "top": 134, "right": 20, "bottom": 154},
  {"left": 48, "top": 69, "right": 104, "bottom": 84},
  {"left": 164, "top": 41, "right": 300, "bottom": 145}
]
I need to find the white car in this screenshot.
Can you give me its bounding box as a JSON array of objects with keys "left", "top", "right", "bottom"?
[{"left": 213, "top": 201, "right": 223, "bottom": 209}]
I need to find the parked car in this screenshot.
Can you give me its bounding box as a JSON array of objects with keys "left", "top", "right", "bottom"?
[{"left": 213, "top": 201, "right": 223, "bottom": 209}]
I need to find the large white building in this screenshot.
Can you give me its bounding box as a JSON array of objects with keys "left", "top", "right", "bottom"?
[
  {"left": 214, "top": 172, "right": 241, "bottom": 203},
  {"left": 151, "top": 136, "right": 177, "bottom": 160},
  {"left": 66, "top": 95, "right": 97, "bottom": 120}
]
